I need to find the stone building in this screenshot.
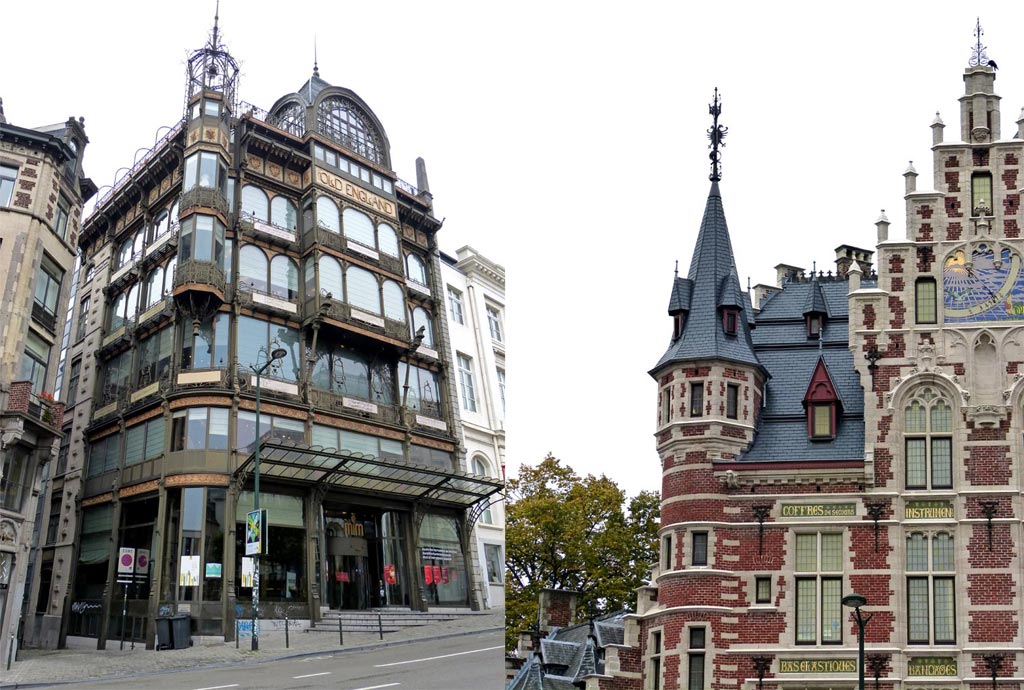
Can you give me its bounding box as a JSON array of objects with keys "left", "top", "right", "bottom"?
[
  {"left": 25, "top": 18, "right": 500, "bottom": 652},
  {"left": 512, "top": 30, "right": 1024, "bottom": 690},
  {"left": 0, "top": 98, "right": 94, "bottom": 666},
  {"left": 440, "top": 246, "right": 506, "bottom": 608}
]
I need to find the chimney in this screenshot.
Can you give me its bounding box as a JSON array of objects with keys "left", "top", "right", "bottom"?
[
  {"left": 774, "top": 264, "right": 805, "bottom": 287},
  {"left": 752, "top": 283, "right": 781, "bottom": 310},
  {"left": 538, "top": 588, "right": 579, "bottom": 633},
  {"left": 835, "top": 245, "right": 874, "bottom": 278}
]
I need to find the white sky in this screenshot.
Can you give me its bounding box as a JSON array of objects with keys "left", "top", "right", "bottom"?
[{"left": 5, "top": 2, "right": 1024, "bottom": 497}]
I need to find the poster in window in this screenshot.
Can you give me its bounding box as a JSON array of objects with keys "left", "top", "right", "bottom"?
[
  {"left": 179, "top": 555, "right": 200, "bottom": 586},
  {"left": 423, "top": 565, "right": 433, "bottom": 584},
  {"left": 384, "top": 564, "right": 397, "bottom": 585},
  {"left": 441, "top": 567, "right": 449, "bottom": 584},
  {"left": 432, "top": 565, "right": 442, "bottom": 585},
  {"left": 135, "top": 549, "right": 150, "bottom": 576}
]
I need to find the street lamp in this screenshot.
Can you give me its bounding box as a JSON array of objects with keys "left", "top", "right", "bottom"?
[
  {"left": 249, "top": 345, "right": 286, "bottom": 651},
  {"left": 842, "top": 593, "right": 872, "bottom": 690},
  {"left": 400, "top": 326, "right": 426, "bottom": 462}
]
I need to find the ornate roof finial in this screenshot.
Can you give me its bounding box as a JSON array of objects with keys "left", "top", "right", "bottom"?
[
  {"left": 211, "top": 0, "right": 220, "bottom": 49},
  {"left": 313, "top": 36, "right": 319, "bottom": 78},
  {"left": 707, "top": 88, "right": 728, "bottom": 182},
  {"left": 674, "top": 259, "right": 679, "bottom": 278},
  {"left": 969, "top": 17, "right": 990, "bottom": 67}
]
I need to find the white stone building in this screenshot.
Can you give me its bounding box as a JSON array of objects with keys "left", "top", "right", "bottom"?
[{"left": 441, "top": 247, "right": 506, "bottom": 608}]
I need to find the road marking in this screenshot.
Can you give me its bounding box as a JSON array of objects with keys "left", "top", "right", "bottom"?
[
  {"left": 294, "top": 672, "right": 332, "bottom": 679},
  {"left": 194, "top": 685, "right": 240, "bottom": 690},
  {"left": 350, "top": 684, "right": 400, "bottom": 690},
  {"left": 373, "top": 645, "right": 504, "bottom": 667}
]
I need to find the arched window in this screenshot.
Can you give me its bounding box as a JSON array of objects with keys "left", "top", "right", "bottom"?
[
  {"left": 904, "top": 388, "right": 953, "bottom": 489},
  {"left": 411, "top": 307, "right": 433, "bottom": 346},
  {"left": 382, "top": 280, "right": 405, "bottom": 322},
  {"left": 316, "top": 96, "right": 385, "bottom": 165},
  {"left": 473, "top": 456, "right": 494, "bottom": 523},
  {"left": 145, "top": 266, "right": 165, "bottom": 308},
  {"left": 271, "top": 196, "right": 298, "bottom": 230},
  {"left": 378, "top": 223, "right": 399, "bottom": 257},
  {"left": 347, "top": 265, "right": 379, "bottom": 314},
  {"left": 165, "top": 257, "right": 177, "bottom": 289},
  {"left": 406, "top": 254, "right": 427, "bottom": 284},
  {"left": 111, "top": 285, "right": 139, "bottom": 331},
  {"left": 272, "top": 101, "right": 305, "bottom": 137},
  {"left": 239, "top": 244, "right": 268, "bottom": 293},
  {"left": 270, "top": 255, "right": 299, "bottom": 300},
  {"left": 152, "top": 210, "right": 170, "bottom": 241},
  {"left": 319, "top": 256, "right": 343, "bottom": 301},
  {"left": 118, "top": 237, "right": 134, "bottom": 268},
  {"left": 241, "top": 185, "right": 269, "bottom": 222},
  {"left": 343, "top": 207, "right": 374, "bottom": 247},
  {"left": 317, "top": 196, "right": 340, "bottom": 233}
]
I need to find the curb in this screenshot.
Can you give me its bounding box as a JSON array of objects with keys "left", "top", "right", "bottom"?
[{"left": 0, "top": 625, "right": 504, "bottom": 689}]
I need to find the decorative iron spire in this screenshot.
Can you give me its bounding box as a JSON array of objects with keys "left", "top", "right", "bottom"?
[
  {"left": 313, "top": 36, "right": 319, "bottom": 78},
  {"left": 969, "top": 17, "right": 991, "bottom": 67},
  {"left": 707, "top": 88, "right": 728, "bottom": 182},
  {"left": 211, "top": 0, "right": 220, "bottom": 50}
]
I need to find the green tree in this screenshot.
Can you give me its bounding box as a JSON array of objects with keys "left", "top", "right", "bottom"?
[{"left": 504, "top": 455, "right": 659, "bottom": 651}]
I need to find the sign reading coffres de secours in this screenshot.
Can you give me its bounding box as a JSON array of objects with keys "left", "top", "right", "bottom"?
[{"left": 245, "top": 509, "right": 268, "bottom": 556}]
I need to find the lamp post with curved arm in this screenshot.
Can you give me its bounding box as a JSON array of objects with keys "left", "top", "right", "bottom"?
[{"left": 842, "top": 593, "right": 872, "bottom": 690}]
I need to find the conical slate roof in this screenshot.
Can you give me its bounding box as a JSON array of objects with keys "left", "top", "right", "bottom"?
[
  {"left": 653, "top": 182, "right": 763, "bottom": 373},
  {"left": 802, "top": 276, "right": 829, "bottom": 315}
]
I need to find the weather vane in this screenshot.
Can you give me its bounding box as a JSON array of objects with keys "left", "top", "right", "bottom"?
[
  {"left": 708, "top": 88, "right": 728, "bottom": 182},
  {"left": 969, "top": 17, "right": 990, "bottom": 67}
]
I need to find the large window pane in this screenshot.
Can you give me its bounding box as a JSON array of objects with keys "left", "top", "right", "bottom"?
[
  {"left": 271, "top": 197, "right": 297, "bottom": 230},
  {"left": 931, "top": 439, "right": 952, "bottom": 488},
  {"left": 240, "top": 185, "right": 269, "bottom": 222},
  {"left": 820, "top": 533, "right": 842, "bottom": 571},
  {"left": 908, "top": 577, "right": 929, "bottom": 642},
  {"left": 907, "top": 533, "right": 927, "bottom": 571},
  {"left": 378, "top": 223, "right": 399, "bottom": 257},
  {"left": 933, "top": 578, "right": 955, "bottom": 642},
  {"left": 347, "top": 266, "right": 379, "bottom": 313},
  {"left": 796, "top": 578, "right": 816, "bottom": 643},
  {"left": 239, "top": 245, "right": 268, "bottom": 293},
  {"left": 343, "top": 208, "right": 374, "bottom": 246},
  {"left": 270, "top": 255, "right": 298, "bottom": 300},
  {"left": 821, "top": 578, "right": 842, "bottom": 642},
  {"left": 317, "top": 196, "right": 340, "bottom": 232},
  {"left": 319, "top": 256, "right": 343, "bottom": 300},
  {"left": 906, "top": 439, "right": 927, "bottom": 488}
]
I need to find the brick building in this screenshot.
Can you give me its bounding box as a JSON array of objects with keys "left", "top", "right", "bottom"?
[
  {"left": 23, "top": 16, "right": 501, "bottom": 652},
  {"left": 0, "top": 98, "right": 94, "bottom": 666},
  {"left": 510, "top": 32, "right": 1024, "bottom": 690}
]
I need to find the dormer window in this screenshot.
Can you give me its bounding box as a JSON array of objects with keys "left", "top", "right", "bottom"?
[
  {"left": 673, "top": 313, "right": 685, "bottom": 340},
  {"left": 803, "top": 357, "right": 841, "bottom": 441},
  {"left": 807, "top": 314, "right": 823, "bottom": 339},
  {"left": 971, "top": 173, "right": 993, "bottom": 215},
  {"left": 722, "top": 308, "right": 739, "bottom": 336}
]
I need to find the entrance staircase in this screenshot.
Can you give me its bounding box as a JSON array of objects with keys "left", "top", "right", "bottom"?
[{"left": 310, "top": 609, "right": 479, "bottom": 634}]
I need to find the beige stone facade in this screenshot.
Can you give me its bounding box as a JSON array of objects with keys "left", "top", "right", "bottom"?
[{"left": 0, "top": 105, "right": 93, "bottom": 666}]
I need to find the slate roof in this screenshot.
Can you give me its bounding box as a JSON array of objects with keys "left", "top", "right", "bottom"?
[
  {"left": 296, "top": 74, "right": 332, "bottom": 105},
  {"left": 653, "top": 182, "right": 762, "bottom": 373},
  {"left": 507, "top": 612, "right": 626, "bottom": 690},
  {"left": 741, "top": 279, "right": 865, "bottom": 462}
]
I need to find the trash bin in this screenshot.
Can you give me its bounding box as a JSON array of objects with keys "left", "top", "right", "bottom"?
[
  {"left": 169, "top": 614, "right": 191, "bottom": 649},
  {"left": 155, "top": 616, "right": 173, "bottom": 650}
]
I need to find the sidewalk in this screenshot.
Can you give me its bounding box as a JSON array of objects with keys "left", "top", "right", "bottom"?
[{"left": 1, "top": 608, "right": 504, "bottom": 688}]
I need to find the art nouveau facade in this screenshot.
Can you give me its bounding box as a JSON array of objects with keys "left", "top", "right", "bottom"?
[
  {"left": 575, "top": 39, "right": 1024, "bottom": 690},
  {"left": 0, "top": 100, "right": 93, "bottom": 666},
  {"left": 22, "top": 23, "right": 500, "bottom": 652},
  {"left": 441, "top": 246, "right": 506, "bottom": 608}
]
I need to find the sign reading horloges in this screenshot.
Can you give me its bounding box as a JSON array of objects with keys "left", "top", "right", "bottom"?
[
  {"left": 315, "top": 168, "right": 397, "bottom": 219},
  {"left": 905, "top": 500, "right": 954, "bottom": 520},
  {"left": 908, "top": 657, "right": 957, "bottom": 676},
  {"left": 780, "top": 503, "right": 857, "bottom": 518},
  {"left": 779, "top": 659, "right": 856, "bottom": 674},
  {"left": 944, "top": 244, "right": 1024, "bottom": 322}
]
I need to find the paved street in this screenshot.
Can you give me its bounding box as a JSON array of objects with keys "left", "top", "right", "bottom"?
[{"left": 0, "top": 609, "right": 503, "bottom": 689}]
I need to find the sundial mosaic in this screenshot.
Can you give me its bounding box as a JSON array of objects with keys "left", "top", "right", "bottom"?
[{"left": 943, "top": 243, "right": 1024, "bottom": 322}]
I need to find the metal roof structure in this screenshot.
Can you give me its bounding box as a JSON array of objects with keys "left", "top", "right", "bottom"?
[{"left": 236, "top": 439, "right": 504, "bottom": 508}]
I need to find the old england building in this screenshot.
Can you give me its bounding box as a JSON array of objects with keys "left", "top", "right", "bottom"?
[
  {"left": 510, "top": 28, "right": 1024, "bottom": 690},
  {"left": 21, "top": 19, "right": 501, "bottom": 652}
]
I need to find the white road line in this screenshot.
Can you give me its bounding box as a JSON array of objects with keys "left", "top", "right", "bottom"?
[
  {"left": 294, "top": 671, "right": 332, "bottom": 679},
  {"left": 194, "top": 685, "right": 240, "bottom": 690},
  {"left": 373, "top": 645, "right": 504, "bottom": 667},
  {"left": 350, "top": 684, "right": 400, "bottom": 690}
]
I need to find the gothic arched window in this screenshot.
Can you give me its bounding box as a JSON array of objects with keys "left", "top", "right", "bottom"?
[
  {"left": 272, "top": 101, "right": 305, "bottom": 137},
  {"left": 904, "top": 387, "right": 953, "bottom": 489},
  {"left": 316, "top": 96, "right": 385, "bottom": 165}
]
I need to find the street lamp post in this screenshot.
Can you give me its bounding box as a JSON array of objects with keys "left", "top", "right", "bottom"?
[
  {"left": 250, "top": 345, "right": 286, "bottom": 651},
  {"left": 842, "top": 593, "right": 872, "bottom": 690},
  {"left": 399, "top": 326, "right": 426, "bottom": 462}
]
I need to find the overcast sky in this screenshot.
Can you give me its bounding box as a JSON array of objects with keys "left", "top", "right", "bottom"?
[{"left": 5, "top": 2, "right": 1024, "bottom": 497}]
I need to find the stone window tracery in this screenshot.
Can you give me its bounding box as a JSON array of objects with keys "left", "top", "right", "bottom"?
[
  {"left": 316, "top": 96, "right": 385, "bottom": 166},
  {"left": 904, "top": 387, "right": 953, "bottom": 489}
]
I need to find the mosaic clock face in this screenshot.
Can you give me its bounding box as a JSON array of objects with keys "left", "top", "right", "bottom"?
[{"left": 943, "top": 244, "right": 1024, "bottom": 322}]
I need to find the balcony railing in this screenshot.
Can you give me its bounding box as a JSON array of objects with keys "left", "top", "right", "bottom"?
[
  {"left": 31, "top": 301, "right": 58, "bottom": 333},
  {"left": 173, "top": 259, "right": 227, "bottom": 298},
  {"left": 106, "top": 254, "right": 142, "bottom": 295},
  {"left": 236, "top": 283, "right": 299, "bottom": 316},
  {"left": 310, "top": 294, "right": 410, "bottom": 345},
  {"left": 1, "top": 381, "right": 64, "bottom": 431},
  {"left": 238, "top": 214, "right": 297, "bottom": 246},
  {"left": 309, "top": 388, "right": 400, "bottom": 425},
  {"left": 180, "top": 187, "right": 228, "bottom": 217}
]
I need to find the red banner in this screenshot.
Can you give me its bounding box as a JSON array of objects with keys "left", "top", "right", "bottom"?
[
  {"left": 441, "top": 567, "right": 449, "bottom": 584},
  {"left": 384, "top": 564, "right": 397, "bottom": 584},
  {"left": 432, "top": 566, "right": 442, "bottom": 585},
  {"left": 423, "top": 565, "right": 433, "bottom": 584}
]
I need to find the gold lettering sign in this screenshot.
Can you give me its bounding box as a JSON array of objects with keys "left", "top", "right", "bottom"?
[
  {"left": 905, "top": 500, "right": 954, "bottom": 520},
  {"left": 315, "top": 168, "right": 397, "bottom": 219},
  {"left": 779, "top": 659, "right": 857, "bottom": 674},
  {"left": 908, "top": 657, "right": 957, "bottom": 676},
  {"left": 780, "top": 503, "right": 856, "bottom": 518}
]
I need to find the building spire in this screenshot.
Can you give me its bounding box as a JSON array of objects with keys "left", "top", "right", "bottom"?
[
  {"left": 211, "top": 0, "right": 220, "bottom": 50},
  {"left": 313, "top": 36, "right": 319, "bottom": 78},
  {"left": 969, "top": 17, "right": 991, "bottom": 67},
  {"left": 708, "top": 88, "right": 728, "bottom": 182}
]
